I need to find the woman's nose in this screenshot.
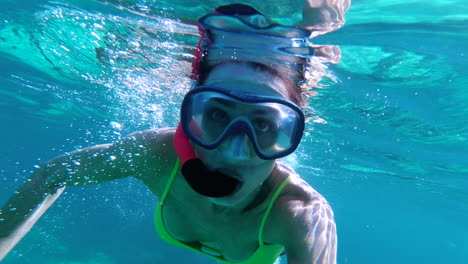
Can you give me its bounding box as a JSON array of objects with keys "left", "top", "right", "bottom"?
[{"left": 219, "top": 133, "right": 255, "bottom": 160}]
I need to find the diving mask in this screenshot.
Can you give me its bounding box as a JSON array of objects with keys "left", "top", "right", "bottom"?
[{"left": 180, "top": 85, "right": 305, "bottom": 160}]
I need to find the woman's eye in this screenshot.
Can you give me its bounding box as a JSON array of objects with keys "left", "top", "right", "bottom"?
[
  {"left": 253, "top": 119, "right": 272, "bottom": 132},
  {"left": 208, "top": 108, "right": 227, "bottom": 122}
]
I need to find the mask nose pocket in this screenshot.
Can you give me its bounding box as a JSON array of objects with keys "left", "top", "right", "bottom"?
[
  {"left": 225, "top": 133, "right": 251, "bottom": 159},
  {"left": 220, "top": 120, "right": 256, "bottom": 159}
]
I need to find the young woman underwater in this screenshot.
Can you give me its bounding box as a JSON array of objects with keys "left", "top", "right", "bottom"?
[{"left": 1, "top": 3, "right": 349, "bottom": 264}]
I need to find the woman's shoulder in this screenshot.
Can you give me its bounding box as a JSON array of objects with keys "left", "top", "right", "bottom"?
[
  {"left": 127, "top": 127, "right": 176, "bottom": 143},
  {"left": 273, "top": 160, "right": 327, "bottom": 205},
  {"left": 121, "top": 127, "right": 178, "bottom": 165},
  {"left": 125, "top": 127, "right": 179, "bottom": 194},
  {"left": 264, "top": 161, "right": 335, "bottom": 244}
]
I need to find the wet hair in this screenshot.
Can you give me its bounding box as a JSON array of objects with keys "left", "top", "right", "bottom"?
[
  {"left": 191, "top": 3, "right": 334, "bottom": 108},
  {"left": 195, "top": 60, "right": 307, "bottom": 107},
  {"left": 215, "top": 3, "right": 261, "bottom": 16}
]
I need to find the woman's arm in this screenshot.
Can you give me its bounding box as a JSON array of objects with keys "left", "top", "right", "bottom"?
[
  {"left": 282, "top": 195, "right": 337, "bottom": 264},
  {"left": 0, "top": 128, "right": 169, "bottom": 261}
]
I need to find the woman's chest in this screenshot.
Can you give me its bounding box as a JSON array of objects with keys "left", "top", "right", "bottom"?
[{"left": 161, "top": 192, "right": 266, "bottom": 262}]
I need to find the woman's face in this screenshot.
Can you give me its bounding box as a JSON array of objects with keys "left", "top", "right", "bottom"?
[{"left": 192, "top": 62, "right": 290, "bottom": 207}]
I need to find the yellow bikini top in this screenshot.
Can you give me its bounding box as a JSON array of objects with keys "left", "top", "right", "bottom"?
[{"left": 154, "top": 158, "right": 290, "bottom": 264}]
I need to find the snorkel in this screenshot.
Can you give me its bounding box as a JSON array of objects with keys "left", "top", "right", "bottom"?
[{"left": 173, "top": 123, "right": 241, "bottom": 198}]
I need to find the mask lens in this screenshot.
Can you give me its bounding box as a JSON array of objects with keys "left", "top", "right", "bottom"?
[
  {"left": 181, "top": 87, "right": 304, "bottom": 159},
  {"left": 253, "top": 102, "right": 302, "bottom": 156},
  {"left": 184, "top": 91, "right": 231, "bottom": 145}
]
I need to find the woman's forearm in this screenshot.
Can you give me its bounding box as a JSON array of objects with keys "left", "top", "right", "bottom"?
[{"left": 0, "top": 167, "right": 66, "bottom": 261}]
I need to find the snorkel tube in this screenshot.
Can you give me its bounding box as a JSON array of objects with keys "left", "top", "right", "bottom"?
[{"left": 173, "top": 124, "right": 240, "bottom": 198}]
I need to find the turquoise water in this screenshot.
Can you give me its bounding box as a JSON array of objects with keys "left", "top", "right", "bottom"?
[{"left": 1, "top": 0, "right": 467, "bottom": 263}]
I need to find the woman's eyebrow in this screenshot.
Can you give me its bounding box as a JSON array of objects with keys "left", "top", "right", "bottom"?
[
  {"left": 210, "top": 97, "right": 235, "bottom": 108},
  {"left": 209, "top": 98, "right": 281, "bottom": 116},
  {"left": 252, "top": 107, "right": 279, "bottom": 116}
]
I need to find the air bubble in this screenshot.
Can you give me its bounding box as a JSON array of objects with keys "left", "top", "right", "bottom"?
[{"left": 110, "top": 121, "right": 123, "bottom": 130}]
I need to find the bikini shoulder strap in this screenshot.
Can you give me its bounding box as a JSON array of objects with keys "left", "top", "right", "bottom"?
[
  {"left": 160, "top": 158, "right": 181, "bottom": 205},
  {"left": 258, "top": 175, "right": 291, "bottom": 246}
]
